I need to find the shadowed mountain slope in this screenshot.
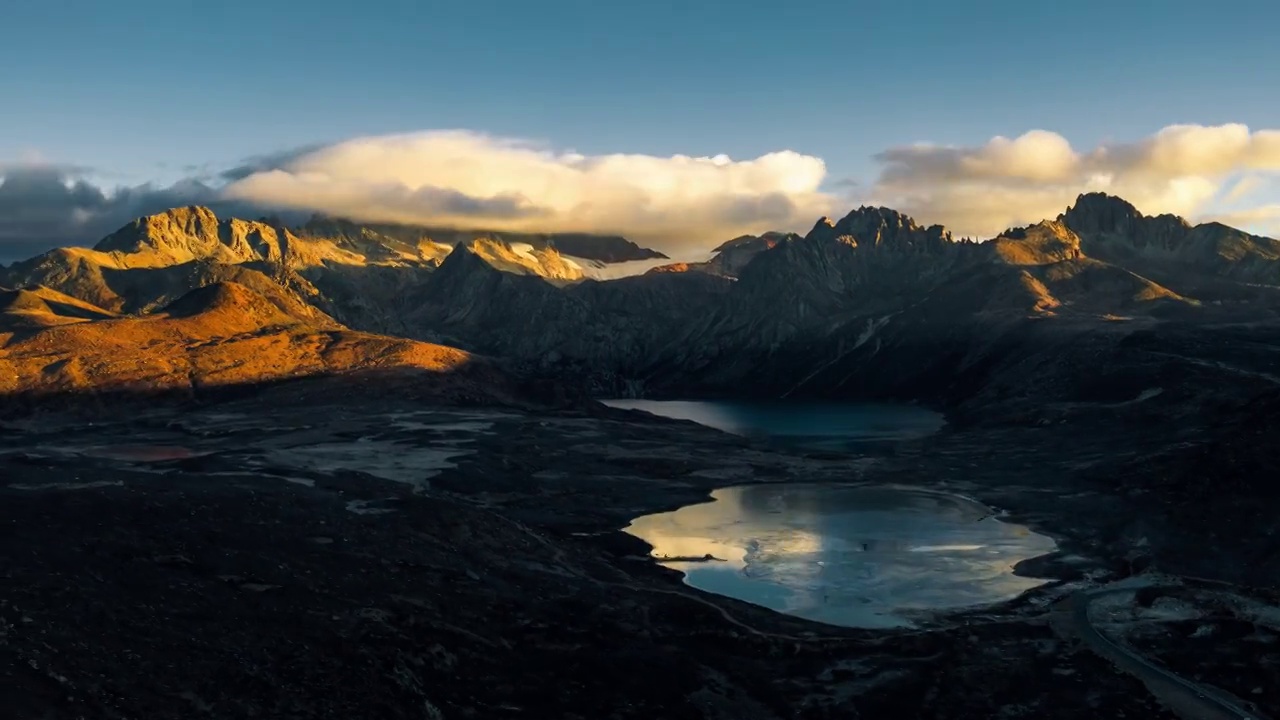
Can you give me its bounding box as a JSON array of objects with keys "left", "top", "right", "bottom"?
[
  {"left": 1, "top": 196, "right": 1276, "bottom": 416},
  {"left": 1061, "top": 192, "right": 1280, "bottom": 303},
  {"left": 0, "top": 285, "right": 120, "bottom": 329}
]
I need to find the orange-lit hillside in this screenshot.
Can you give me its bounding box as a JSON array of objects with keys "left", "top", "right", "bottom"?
[{"left": 0, "top": 281, "right": 512, "bottom": 404}]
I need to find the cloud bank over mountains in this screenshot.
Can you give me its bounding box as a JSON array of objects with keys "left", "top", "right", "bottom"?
[
  {"left": 220, "top": 130, "right": 835, "bottom": 246},
  {"left": 0, "top": 165, "right": 216, "bottom": 259},
  {"left": 2, "top": 123, "right": 1278, "bottom": 259},
  {"left": 869, "top": 124, "right": 1280, "bottom": 239}
]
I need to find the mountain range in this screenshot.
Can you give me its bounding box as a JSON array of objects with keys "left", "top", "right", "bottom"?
[
  {"left": 2, "top": 192, "right": 1278, "bottom": 419},
  {"left": 0, "top": 278, "right": 551, "bottom": 413}
]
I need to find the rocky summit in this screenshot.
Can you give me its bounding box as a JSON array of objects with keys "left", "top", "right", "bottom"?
[{"left": 2, "top": 194, "right": 1280, "bottom": 719}]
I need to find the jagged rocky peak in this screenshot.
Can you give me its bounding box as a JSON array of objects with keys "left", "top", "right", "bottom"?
[
  {"left": 805, "top": 206, "right": 952, "bottom": 251},
  {"left": 435, "top": 242, "right": 494, "bottom": 276},
  {"left": 420, "top": 243, "right": 514, "bottom": 304},
  {"left": 1059, "top": 192, "right": 1143, "bottom": 234},
  {"left": 91, "top": 205, "right": 293, "bottom": 264},
  {"left": 1060, "top": 192, "right": 1191, "bottom": 240},
  {"left": 808, "top": 216, "right": 837, "bottom": 236},
  {"left": 95, "top": 205, "right": 223, "bottom": 253},
  {"left": 989, "top": 220, "right": 1083, "bottom": 265},
  {"left": 455, "top": 235, "right": 585, "bottom": 281}
]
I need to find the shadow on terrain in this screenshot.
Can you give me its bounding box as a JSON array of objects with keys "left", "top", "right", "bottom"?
[
  {"left": 0, "top": 364, "right": 589, "bottom": 420},
  {"left": 0, "top": 390, "right": 1204, "bottom": 719}
]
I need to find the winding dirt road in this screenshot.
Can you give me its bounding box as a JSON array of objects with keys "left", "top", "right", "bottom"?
[{"left": 1072, "top": 584, "right": 1269, "bottom": 720}]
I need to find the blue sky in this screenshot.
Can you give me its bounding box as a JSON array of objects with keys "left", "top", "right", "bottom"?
[
  {"left": 2, "top": 0, "right": 1280, "bottom": 249},
  {"left": 6, "top": 0, "right": 1278, "bottom": 182}
]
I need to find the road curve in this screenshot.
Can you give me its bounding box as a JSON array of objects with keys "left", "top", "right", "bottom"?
[{"left": 1072, "top": 587, "right": 1269, "bottom": 720}]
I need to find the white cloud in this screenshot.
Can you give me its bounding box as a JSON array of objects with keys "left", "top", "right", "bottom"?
[
  {"left": 1221, "top": 175, "right": 1263, "bottom": 205},
  {"left": 1213, "top": 204, "right": 1280, "bottom": 237},
  {"left": 869, "top": 124, "right": 1280, "bottom": 238},
  {"left": 221, "top": 130, "right": 837, "bottom": 250},
  {"left": 8, "top": 123, "right": 1280, "bottom": 260}
]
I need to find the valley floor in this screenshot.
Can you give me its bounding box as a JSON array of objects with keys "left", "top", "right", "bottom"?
[{"left": 1, "top": 394, "right": 1277, "bottom": 719}]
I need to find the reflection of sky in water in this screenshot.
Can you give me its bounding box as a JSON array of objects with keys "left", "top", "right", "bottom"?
[
  {"left": 624, "top": 485, "right": 1057, "bottom": 629},
  {"left": 600, "top": 399, "right": 944, "bottom": 448}
]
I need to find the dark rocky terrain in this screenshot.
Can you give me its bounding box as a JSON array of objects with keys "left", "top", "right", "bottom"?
[
  {"left": 11, "top": 192, "right": 1275, "bottom": 408},
  {"left": 2, "top": 388, "right": 1278, "bottom": 719},
  {"left": 648, "top": 231, "right": 798, "bottom": 277},
  {"left": 1, "top": 193, "right": 1279, "bottom": 718}
]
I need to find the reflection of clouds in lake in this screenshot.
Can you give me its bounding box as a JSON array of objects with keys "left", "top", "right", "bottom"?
[
  {"left": 624, "top": 484, "right": 1057, "bottom": 629},
  {"left": 624, "top": 487, "right": 823, "bottom": 569}
]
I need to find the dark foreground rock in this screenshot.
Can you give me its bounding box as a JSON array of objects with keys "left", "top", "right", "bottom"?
[{"left": 1, "top": 393, "right": 1277, "bottom": 719}]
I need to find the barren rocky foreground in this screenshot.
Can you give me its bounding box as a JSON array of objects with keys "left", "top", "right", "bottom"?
[{"left": 1, "top": 386, "right": 1277, "bottom": 719}]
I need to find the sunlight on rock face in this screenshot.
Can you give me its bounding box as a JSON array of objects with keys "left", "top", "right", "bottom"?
[{"left": 625, "top": 484, "right": 1057, "bottom": 629}]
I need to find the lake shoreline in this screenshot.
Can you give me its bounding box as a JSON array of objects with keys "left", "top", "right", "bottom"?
[
  {"left": 624, "top": 482, "right": 1058, "bottom": 629},
  {"left": 2, "top": 394, "right": 1273, "bottom": 717}
]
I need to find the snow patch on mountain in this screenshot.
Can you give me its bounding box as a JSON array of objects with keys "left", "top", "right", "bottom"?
[{"left": 565, "top": 253, "right": 713, "bottom": 280}]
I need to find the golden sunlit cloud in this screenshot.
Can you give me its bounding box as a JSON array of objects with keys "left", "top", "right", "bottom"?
[
  {"left": 868, "top": 123, "right": 1280, "bottom": 238},
  {"left": 6, "top": 124, "right": 1280, "bottom": 257},
  {"left": 1215, "top": 204, "right": 1280, "bottom": 236},
  {"left": 221, "top": 130, "right": 838, "bottom": 251}
]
